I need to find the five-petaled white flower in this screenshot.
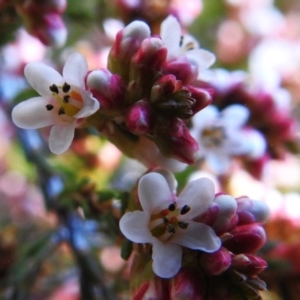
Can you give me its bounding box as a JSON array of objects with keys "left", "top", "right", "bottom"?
[
  {"left": 120, "top": 172, "right": 221, "bottom": 278},
  {"left": 160, "top": 15, "right": 216, "bottom": 79},
  {"left": 191, "top": 104, "right": 266, "bottom": 175},
  {"left": 12, "top": 52, "right": 100, "bottom": 154}
]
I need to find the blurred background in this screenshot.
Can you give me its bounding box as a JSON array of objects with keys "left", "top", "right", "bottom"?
[{"left": 1, "top": 0, "right": 300, "bottom": 299}]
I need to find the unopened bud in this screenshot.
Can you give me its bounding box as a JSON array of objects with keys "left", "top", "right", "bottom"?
[
  {"left": 199, "top": 247, "right": 232, "bottom": 275},
  {"left": 186, "top": 86, "right": 212, "bottom": 114},
  {"left": 169, "top": 268, "right": 206, "bottom": 300},
  {"left": 87, "top": 69, "right": 125, "bottom": 109},
  {"left": 212, "top": 195, "right": 237, "bottom": 234},
  {"left": 236, "top": 197, "right": 270, "bottom": 225},
  {"left": 222, "top": 224, "right": 267, "bottom": 254},
  {"left": 231, "top": 254, "right": 267, "bottom": 276},
  {"left": 125, "top": 101, "right": 154, "bottom": 135},
  {"left": 163, "top": 57, "right": 198, "bottom": 85},
  {"left": 108, "top": 21, "right": 150, "bottom": 75}
]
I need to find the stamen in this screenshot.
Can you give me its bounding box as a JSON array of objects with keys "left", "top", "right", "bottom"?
[
  {"left": 63, "top": 95, "right": 70, "bottom": 103},
  {"left": 180, "top": 205, "right": 191, "bottom": 215},
  {"left": 179, "top": 35, "right": 184, "bottom": 47},
  {"left": 46, "top": 104, "right": 54, "bottom": 111},
  {"left": 62, "top": 82, "right": 71, "bottom": 93},
  {"left": 49, "top": 84, "right": 59, "bottom": 94},
  {"left": 58, "top": 107, "right": 66, "bottom": 115},
  {"left": 166, "top": 224, "right": 175, "bottom": 234},
  {"left": 163, "top": 216, "right": 169, "bottom": 223},
  {"left": 168, "top": 203, "right": 176, "bottom": 211},
  {"left": 178, "top": 221, "right": 189, "bottom": 229}
]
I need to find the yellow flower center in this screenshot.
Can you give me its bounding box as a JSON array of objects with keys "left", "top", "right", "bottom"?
[
  {"left": 149, "top": 203, "right": 190, "bottom": 242},
  {"left": 202, "top": 126, "right": 226, "bottom": 148},
  {"left": 47, "top": 83, "right": 83, "bottom": 118}
]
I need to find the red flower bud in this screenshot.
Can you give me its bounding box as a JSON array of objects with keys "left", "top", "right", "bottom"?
[
  {"left": 199, "top": 247, "right": 232, "bottom": 275},
  {"left": 231, "top": 254, "right": 267, "bottom": 276},
  {"left": 126, "top": 101, "right": 154, "bottom": 135},
  {"left": 222, "top": 224, "right": 267, "bottom": 254}
]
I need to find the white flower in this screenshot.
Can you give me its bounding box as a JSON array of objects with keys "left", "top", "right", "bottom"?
[
  {"left": 119, "top": 172, "right": 221, "bottom": 278},
  {"left": 160, "top": 16, "right": 216, "bottom": 79},
  {"left": 191, "top": 104, "right": 266, "bottom": 175},
  {"left": 12, "top": 52, "right": 99, "bottom": 154}
]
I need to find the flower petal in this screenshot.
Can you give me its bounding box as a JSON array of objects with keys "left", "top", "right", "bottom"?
[
  {"left": 160, "top": 16, "right": 181, "bottom": 59},
  {"left": 12, "top": 97, "right": 54, "bottom": 129},
  {"left": 119, "top": 211, "right": 153, "bottom": 243},
  {"left": 177, "top": 177, "right": 215, "bottom": 220},
  {"left": 192, "top": 105, "right": 219, "bottom": 132},
  {"left": 206, "top": 151, "right": 231, "bottom": 175},
  {"left": 63, "top": 52, "right": 88, "bottom": 89},
  {"left": 221, "top": 104, "right": 249, "bottom": 128},
  {"left": 138, "top": 173, "right": 172, "bottom": 213},
  {"left": 171, "top": 221, "right": 221, "bottom": 252},
  {"left": 152, "top": 239, "right": 182, "bottom": 278},
  {"left": 186, "top": 49, "right": 216, "bottom": 70},
  {"left": 24, "top": 63, "right": 64, "bottom": 97},
  {"left": 74, "top": 90, "right": 99, "bottom": 118},
  {"left": 243, "top": 129, "right": 266, "bottom": 159},
  {"left": 49, "top": 123, "right": 76, "bottom": 154}
]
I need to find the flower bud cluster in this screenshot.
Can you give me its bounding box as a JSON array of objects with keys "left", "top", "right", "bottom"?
[
  {"left": 132, "top": 191, "right": 270, "bottom": 299},
  {"left": 199, "top": 72, "right": 300, "bottom": 178},
  {"left": 87, "top": 19, "right": 212, "bottom": 165},
  {"left": 15, "top": 0, "right": 67, "bottom": 47}
]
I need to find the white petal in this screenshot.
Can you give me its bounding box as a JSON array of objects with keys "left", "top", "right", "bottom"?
[
  {"left": 152, "top": 239, "right": 182, "bottom": 278},
  {"left": 160, "top": 16, "right": 181, "bottom": 59},
  {"left": 12, "top": 97, "right": 54, "bottom": 129},
  {"left": 177, "top": 177, "right": 215, "bottom": 220},
  {"left": 74, "top": 90, "right": 100, "bottom": 118},
  {"left": 192, "top": 105, "right": 219, "bottom": 131},
  {"left": 49, "top": 123, "right": 76, "bottom": 154},
  {"left": 186, "top": 49, "right": 216, "bottom": 69},
  {"left": 63, "top": 52, "right": 88, "bottom": 89},
  {"left": 24, "top": 63, "right": 64, "bottom": 97},
  {"left": 119, "top": 211, "right": 153, "bottom": 243},
  {"left": 244, "top": 129, "right": 266, "bottom": 159},
  {"left": 138, "top": 173, "right": 172, "bottom": 213},
  {"left": 221, "top": 104, "right": 249, "bottom": 128},
  {"left": 206, "top": 151, "right": 231, "bottom": 175},
  {"left": 171, "top": 221, "right": 221, "bottom": 252}
]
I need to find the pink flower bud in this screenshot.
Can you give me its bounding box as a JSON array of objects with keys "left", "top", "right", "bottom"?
[
  {"left": 211, "top": 195, "right": 238, "bottom": 235},
  {"left": 222, "top": 224, "right": 267, "bottom": 254},
  {"left": 87, "top": 69, "right": 125, "bottom": 109},
  {"left": 35, "top": 13, "right": 67, "bottom": 47},
  {"left": 236, "top": 197, "right": 270, "bottom": 226},
  {"left": 150, "top": 74, "right": 182, "bottom": 103},
  {"left": 199, "top": 247, "right": 232, "bottom": 275},
  {"left": 131, "top": 37, "right": 167, "bottom": 70},
  {"left": 155, "top": 125, "right": 199, "bottom": 164},
  {"left": 163, "top": 57, "right": 198, "bottom": 85},
  {"left": 187, "top": 86, "right": 212, "bottom": 114},
  {"left": 169, "top": 268, "right": 206, "bottom": 300},
  {"left": 125, "top": 100, "right": 154, "bottom": 135},
  {"left": 231, "top": 254, "right": 267, "bottom": 276},
  {"left": 108, "top": 21, "right": 150, "bottom": 75}
]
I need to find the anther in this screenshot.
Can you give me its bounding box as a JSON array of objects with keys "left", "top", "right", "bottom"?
[
  {"left": 63, "top": 95, "right": 70, "bottom": 103},
  {"left": 179, "top": 35, "right": 183, "bottom": 47},
  {"left": 58, "top": 107, "right": 66, "bottom": 115},
  {"left": 62, "top": 82, "right": 71, "bottom": 93},
  {"left": 163, "top": 216, "right": 169, "bottom": 224},
  {"left": 168, "top": 203, "right": 176, "bottom": 211},
  {"left": 180, "top": 205, "right": 191, "bottom": 215},
  {"left": 46, "top": 104, "right": 54, "bottom": 111},
  {"left": 178, "top": 222, "right": 189, "bottom": 229},
  {"left": 166, "top": 224, "right": 175, "bottom": 234},
  {"left": 49, "top": 84, "right": 59, "bottom": 94}
]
